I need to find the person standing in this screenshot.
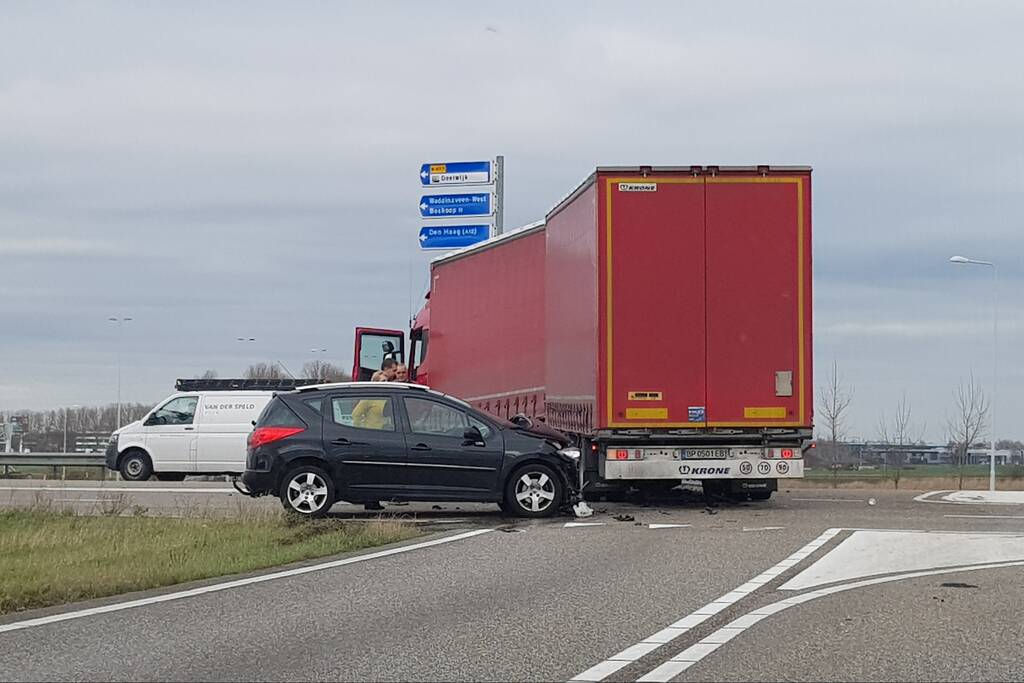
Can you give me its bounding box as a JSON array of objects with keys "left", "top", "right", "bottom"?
[{"left": 371, "top": 358, "right": 398, "bottom": 382}]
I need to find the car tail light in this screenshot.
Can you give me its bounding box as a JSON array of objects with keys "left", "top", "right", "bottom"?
[
  {"left": 781, "top": 448, "right": 794, "bottom": 459},
  {"left": 248, "top": 426, "right": 304, "bottom": 449}
]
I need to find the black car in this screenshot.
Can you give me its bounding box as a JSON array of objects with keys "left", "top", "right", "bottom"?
[{"left": 240, "top": 382, "right": 580, "bottom": 518}]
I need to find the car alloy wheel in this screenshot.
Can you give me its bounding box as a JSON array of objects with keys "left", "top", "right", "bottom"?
[
  {"left": 514, "top": 471, "right": 556, "bottom": 514},
  {"left": 286, "top": 471, "right": 330, "bottom": 515}
]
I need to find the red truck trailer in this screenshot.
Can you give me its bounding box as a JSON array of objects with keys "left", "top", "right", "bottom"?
[{"left": 354, "top": 165, "right": 812, "bottom": 499}]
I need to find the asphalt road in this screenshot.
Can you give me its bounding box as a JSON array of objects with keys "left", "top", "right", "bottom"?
[{"left": 2, "top": 487, "right": 1024, "bottom": 681}]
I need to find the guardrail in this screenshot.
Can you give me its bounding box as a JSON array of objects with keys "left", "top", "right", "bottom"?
[
  {"left": 0, "top": 453, "right": 107, "bottom": 467},
  {"left": 0, "top": 453, "right": 109, "bottom": 480}
]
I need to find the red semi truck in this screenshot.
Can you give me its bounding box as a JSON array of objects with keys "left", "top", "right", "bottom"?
[{"left": 353, "top": 165, "right": 812, "bottom": 499}]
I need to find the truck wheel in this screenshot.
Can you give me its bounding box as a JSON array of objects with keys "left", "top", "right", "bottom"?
[
  {"left": 749, "top": 491, "right": 773, "bottom": 501},
  {"left": 505, "top": 464, "right": 563, "bottom": 518},
  {"left": 119, "top": 450, "right": 152, "bottom": 481},
  {"left": 280, "top": 465, "right": 335, "bottom": 518}
]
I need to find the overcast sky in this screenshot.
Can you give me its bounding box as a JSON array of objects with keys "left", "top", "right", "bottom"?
[{"left": 1, "top": 1, "right": 1021, "bottom": 442}]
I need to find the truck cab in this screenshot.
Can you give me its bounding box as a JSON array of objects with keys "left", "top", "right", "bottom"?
[{"left": 351, "top": 300, "right": 430, "bottom": 384}]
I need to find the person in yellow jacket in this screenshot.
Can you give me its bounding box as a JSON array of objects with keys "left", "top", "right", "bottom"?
[{"left": 351, "top": 397, "right": 391, "bottom": 431}]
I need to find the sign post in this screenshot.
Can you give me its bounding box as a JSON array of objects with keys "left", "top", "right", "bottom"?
[{"left": 417, "top": 156, "right": 504, "bottom": 250}]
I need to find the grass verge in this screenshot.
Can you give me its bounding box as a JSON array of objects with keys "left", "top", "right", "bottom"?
[{"left": 0, "top": 510, "right": 419, "bottom": 615}]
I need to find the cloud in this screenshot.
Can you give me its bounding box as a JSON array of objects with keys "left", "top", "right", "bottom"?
[{"left": 0, "top": 2, "right": 1022, "bottom": 441}]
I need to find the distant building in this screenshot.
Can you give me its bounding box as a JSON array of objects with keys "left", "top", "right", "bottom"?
[
  {"left": 842, "top": 441, "right": 1021, "bottom": 467},
  {"left": 74, "top": 433, "right": 111, "bottom": 453}
]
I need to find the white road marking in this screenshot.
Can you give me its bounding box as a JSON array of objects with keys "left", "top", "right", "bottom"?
[
  {"left": 649, "top": 524, "right": 691, "bottom": 530},
  {"left": 55, "top": 499, "right": 105, "bottom": 503},
  {"left": 564, "top": 522, "right": 606, "bottom": 528},
  {"left": 0, "top": 486, "right": 235, "bottom": 494},
  {"left": 0, "top": 528, "right": 492, "bottom": 635},
  {"left": 945, "top": 514, "right": 1024, "bottom": 519},
  {"left": 780, "top": 529, "right": 1024, "bottom": 592},
  {"left": 913, "top": 490, "right": 953, "bottom": 503},
  {"left": 637, "top": 559, "right": 1024, "bottom": 681},
  {"left": 943, "top": 491, "right": 1024, "bottom": 505},
  {"left": 569, "top": 527, "right": 842, "bottom": 682},
  {"left": 915, "top": 490, "right": 1024, "bottom": 505},
  {"left": 742, "top": 526, "right": 785, "bottom": 532},
  {"left": 792, "top": 497, "right": 864, "bottom": 503}
]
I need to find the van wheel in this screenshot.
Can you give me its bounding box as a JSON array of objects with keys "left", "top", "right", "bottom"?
[
  {"left": 119, "top": 450, "right": 152, "bottom": 481},
  {"left": 505, "top": 464, "right": 563, "bottom": 518},
  {"left": 280, "top": 465, "right": 335, "bottom": 518}
]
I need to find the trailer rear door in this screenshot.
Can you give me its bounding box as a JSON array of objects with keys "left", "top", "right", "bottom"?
[
  {"left": 605, "top": 178, "right": 706, "bottom": 427},
  {"left": 704, "top": 176, "right": 808, "bottom": 426}
]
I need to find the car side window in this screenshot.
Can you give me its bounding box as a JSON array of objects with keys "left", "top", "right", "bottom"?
[
  {"left": 151, "top": 396, "right": 198, "bottom": 425},
  {"left": 332, "top": 396, "right": 395, "bottom": 432},
  {"left": 404, "top": 397, "right": 467, "bottom": 438}
]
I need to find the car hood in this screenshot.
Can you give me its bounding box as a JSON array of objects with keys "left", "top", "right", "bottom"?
[
  {"left": 113, "top": 420, "right": 142, "bottom": 437},
  {"left": 512, "top": 423, "right": 570, "bottom": 448}
]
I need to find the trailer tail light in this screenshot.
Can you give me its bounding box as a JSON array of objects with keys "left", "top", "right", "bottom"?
[
  {"left": 781, "top": 448, "right": 794, "bottom": 459},
  {"left": 248, "top": 426, "right": 305, "bottom": 449},
  {"left": 611, "top": 448, "right": 630, "bottom": 460}
]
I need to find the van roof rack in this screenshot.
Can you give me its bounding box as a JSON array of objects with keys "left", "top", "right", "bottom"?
[{"left": 174, "top": 378, "right": 324, "bottom": 392}]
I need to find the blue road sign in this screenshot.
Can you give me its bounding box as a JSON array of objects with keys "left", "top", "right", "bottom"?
[
  {"left": 418, "top": 225, "right": 490, "bottom": 250},
  {"left": 420, "top": 192, "right": 491, "bottom": 218},
  {"left": 420, "top": 161, "right": 491, "bottom": 186}
]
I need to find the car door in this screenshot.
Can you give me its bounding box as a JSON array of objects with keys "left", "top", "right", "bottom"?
[
  {"left": 399, "top": 396, "right": 503, "bottom": 496},
  {"left": 143, "top": 395, "right": 199, "bottom": 473},
  {"left": 323, "top": 393, "right": 410, "bottom": 495}
]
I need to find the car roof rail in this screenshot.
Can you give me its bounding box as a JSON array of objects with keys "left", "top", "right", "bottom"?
[
  {"left": 174, "top": 378, "right": 324, "bottom": 392},
  {"left": 294, "top": 381, "right": 432, "bottom": 393}
]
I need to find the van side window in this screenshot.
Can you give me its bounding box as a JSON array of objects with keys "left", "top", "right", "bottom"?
[{"left": 151, "top": 396, "right": 198, "bottom": 425}]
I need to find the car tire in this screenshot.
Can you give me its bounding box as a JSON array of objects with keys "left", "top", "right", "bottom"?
[
  {"left": 119, "top": 450, "right": 152, "bottom": 481},
  {"left": 504, "top": 463, "right": 563, "bottom": 518},
  {"left": 155, "top": 473, "right": 186, "bottom": 482},
  {"left": 280, "top": 465, "right": 335, "bottom": 518}
]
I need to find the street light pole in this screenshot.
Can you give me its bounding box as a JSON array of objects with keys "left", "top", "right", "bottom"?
[
  {"left": 108, "top": 317, "right": 133, "bottom": 429},
  {"left": 63, "top": 404, "right": 81, "bottom": 453},
  {"left": 949, "top": 256, "right": 998, "bottom": 492}
]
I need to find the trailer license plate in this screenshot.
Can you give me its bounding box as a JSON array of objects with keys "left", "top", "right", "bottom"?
[
  {"left": 682, "top": 448, "right": 730, "bottom": 459},
  {"left": 642, "top": 448, "right": 680, "bottom": 461}
]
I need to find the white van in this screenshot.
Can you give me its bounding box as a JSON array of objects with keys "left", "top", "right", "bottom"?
[{"left": 105, "top": 391, "right": 274, "bottom": 481}]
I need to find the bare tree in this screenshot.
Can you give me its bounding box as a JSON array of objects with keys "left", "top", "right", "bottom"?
[
  {"left": 198, "top": 369, "right": 218, "bottom": 380},
  {"left": 877, "top": 392, "right": 923, "bottom": 488},
  {"left": 946, "top": 374, "right": 988, "bottom": 490},
  {"left": 301, "top": 360, "right": 350, "bottom": 382},
  {"left": 818, "top": 360, "right": 854, "bottom": 486},
  {"left": 244, "top": 363, "right": 287, "bottom": 380}
]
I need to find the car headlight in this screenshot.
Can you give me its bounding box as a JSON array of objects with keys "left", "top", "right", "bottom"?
[{"left": 557, "top": 447, "right": 581, "bottom": 461}]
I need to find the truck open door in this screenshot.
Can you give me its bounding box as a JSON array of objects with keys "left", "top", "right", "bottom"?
[{"left": 352, "top": 327, "right": 405, "bottom": 381}]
